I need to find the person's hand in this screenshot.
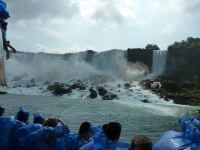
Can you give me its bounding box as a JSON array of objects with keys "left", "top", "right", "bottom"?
[{"left": 6, "top": 52, "right": 10, "bottom": 60}]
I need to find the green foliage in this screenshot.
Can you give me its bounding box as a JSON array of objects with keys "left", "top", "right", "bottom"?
[
  {"left": 145, "top": 44, "right": 160, "bottom": 50},
  {"left": 162, "top": 80, "right": 182, "bottom": 93},
  {"left": 168, "top": 37, "right": 200, "bottom": 49}
]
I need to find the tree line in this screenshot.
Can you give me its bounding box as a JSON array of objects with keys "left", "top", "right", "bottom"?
[{"left": 144, "top": 37, "right": 200, "bottom": 50}]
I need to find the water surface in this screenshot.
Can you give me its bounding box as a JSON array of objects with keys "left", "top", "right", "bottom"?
[{"left": 0, "top": 94, "right": 196, "bottom": 142}]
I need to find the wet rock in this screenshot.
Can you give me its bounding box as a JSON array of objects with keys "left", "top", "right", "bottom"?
[
  {"left": 141, "top": 99, "right": 150, "bottom": 103},
  {"left": 97, "top": 86, "right": 108, "bottom": 96},
  {"left": 0, "top": 91, "right": 7, "bottom": 94},
  {"left": 54, "top": 87, "right": 72, "bottom": 96},
  {"left": 89, "top": 87, "right": 97, "bottom": 99},
  {"left": 140, "top": 80, "right": 152, "bottom": 89},
  {"left": 47, "top": 82, "right": 72, "bottom": 96},
  {"left": 124, "top": 83, "right": 132, "bottom": 89},
  {"left": 164, "top": 97, "right": 169, "bottom": 101},
  {"left": 102, "top": 92, "right": 118, "bottom": 100},
  {"left": 44, "top": 81, "right": 50, "bottom": 85},
  {"left": 162, "top": 80, "right": 182, "bottom": 93},
  {"left": 70, "top": 81, "right": 86, "bottom": 90},
  {"left": 26, "top": 83, "right": 36, "bottom": 88},
  {"left": 30, "top": 79, "right": 35, "bottom": 84},
  {"left": 117, "top": 84, "right": 121, "bottom": 88},
  {"left": 26, "top": 78, "right": 36, "bottom": 88},
  {"left": 140, "top": 76, "right": 200, "bottom": 106},
  {"left": 151, "top": 82, "right": 161, "bottom": 89}
]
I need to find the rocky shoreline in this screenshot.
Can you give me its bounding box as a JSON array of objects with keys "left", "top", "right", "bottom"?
[
  {"left": 140, "top": 76, "right": 200, "bottom": 106},
  {"left": 47, "top": 80, "right": 119, "bottom": 101}
]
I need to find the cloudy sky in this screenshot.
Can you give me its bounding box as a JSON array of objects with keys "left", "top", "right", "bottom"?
[{"left": 6, "top": 0, "right": 200, "bottom": 53}]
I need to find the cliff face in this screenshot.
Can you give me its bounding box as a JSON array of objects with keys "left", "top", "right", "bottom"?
[
  {"left": 127, "top": 48, "right": 153, "bottom": 71},
  {"left": 165, "top": 47, "right": 200, "bottom": 79}
]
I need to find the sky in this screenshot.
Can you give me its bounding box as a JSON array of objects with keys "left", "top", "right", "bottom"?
[{"left": 5, "top": 0, "right": 200, "bottom": 53}]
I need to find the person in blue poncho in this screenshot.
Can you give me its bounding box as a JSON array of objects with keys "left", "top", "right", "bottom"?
[
  {"left": 10, "top": 107, "right": 30, "bottom": 150},
  {"left": 18, "top": 112, "right": 45, "bottom": 150},
  {"left": 57, "top": 121, "right": 92, "bottom": 150},
  {"left": 80, "top": 122, "right": 125, "bottom": 150},
  {"left": 22, "top": 117, "right": 69, "bottom": 150},
  {"left": 19, "top": 112, "right": 45, "bottom": 137},
  {"left": 0, "top": 106, "right": 16, "bottom": 150},
  {"left": 153, "top": 116, "right": 200, "bottom": 150}
]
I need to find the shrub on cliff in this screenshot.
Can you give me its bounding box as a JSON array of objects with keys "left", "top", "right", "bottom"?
[
  {"left": 168, "top": 37, "right": 200, "bottom": 49},
  {"left": 145, "top": 44, "right": 160, "bottom": 50},
  {"left": 162, "top": 80, "right": 182, "bottom": 93}
]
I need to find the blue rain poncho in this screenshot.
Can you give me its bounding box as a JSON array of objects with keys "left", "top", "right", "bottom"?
[
  {"left": 52, "top": 122, "right": 70, "bottom": 139},
  {"left": 20, "top": 126, "right": 54, "bottom": 150},
  {"left": 20, "top": 123, "right": 68, "bottom": 150},
  {"left": 153, "top": 130, "right": 192, "bottom": 150},
  {"left": 57, "top": 123, "right": 101, "bottom": 150},
  {"left": 0, "top": 0, "right": 10, "bottom": 19},
  {"left": 181, "top": 118, "right": 200, "bottom": 149},
  {"left": 90, "top": 124, "right": 102, "bottom": 137},
  {"left": 80, "top": 140, "right": 130, "bottom": 150},
  {"left": 57, "top": 133, "right": 91, "bottom": 150},
  {"left": 153, "top": 118, "right": 200, "bottom": 150},
  {"left": 18, "top": 123, "right": 43, "bottom": 150},
  {"left": 80, "top": 130, "right": 130, "bottom": 150},
  {"left": 18, "top": 123, "right": 43, "bottom": 138},
  {"left": 10, "top": 120, "right": 27, "bottom": 150},
  {"left": 0, "top": 116, "right": 15, "bottom": 150}
]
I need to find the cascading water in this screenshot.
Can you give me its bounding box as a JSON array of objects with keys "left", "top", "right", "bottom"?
[
  {"left": 152, "top": 50, "right": 168, "bottom": 76},
  {"left": 6, "top": 50, "right": 147, "bottom": 83},
  {"left": 90, "top": 50, "right": 124, "bottom": 75}
]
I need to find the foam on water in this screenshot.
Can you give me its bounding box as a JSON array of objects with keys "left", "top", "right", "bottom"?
[
  {"left": 6, "top": 79, "right": 196, "bottom": 117},
  {"left": 4, "top": 50, "right": 197, "bottom": 118}
]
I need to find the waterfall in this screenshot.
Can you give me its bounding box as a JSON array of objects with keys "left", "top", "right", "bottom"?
[
  {"left": 152, "top": 50, "right": 168, "bottom": 76},
  {"left": 6, "top": 49, "right": 148, "bottom": 82}
]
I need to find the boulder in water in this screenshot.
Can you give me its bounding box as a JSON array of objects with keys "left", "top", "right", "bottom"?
[
  {"left": 124, "top": 83, "right": 132, "bottom": 89},
  {"left": 141, "top": 99, "right": 150, "bottom": 103},
  {"left": 97, "top": 86, "right": 108, "bottom": 96},
  {"left": 151, "top": 82, "right": 161, "bottom": 89},
  {"left": 70, "top": 81, "right": 86, "bottom": 90},
  {"left": 47, "top": 83, "right": 72, "bottom": 96},
  {"left": 30, "top": 79, "right": 35, "bottom": 84},
  {"left": 102, "top": 92, "right": 118, "bottom": 100},
  {"left": 44, "top": 81, "right": 50, "bottom": 85},
  {"left": 54, "top": 87, "right": 72, "bottom": 96},
  {"left": 89, "top": 87, "right": 97, "bottom": 99}
]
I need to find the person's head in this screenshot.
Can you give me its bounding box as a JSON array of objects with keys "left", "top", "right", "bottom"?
[
  {"left": 33, "top": 112, "right": 45, "bottom": 124},
  {"left": 78, "top": 121, "right": 91, "bottom": 140},
  {"left": 0, "top": 105, "right": 5, "bottom": 116},
  {"left": 16, "top": 107, "right": 30, "bottom": 123},
  {"left": 103, "top": 122, "right": 121, "bottom": 141},
  {"left": 44, "top": 118, "right": 58, "bottom": 127},
  {"left": 0, "top": 20, "right": 8, "bottom": 30},
  {"left": 130, "top": 135, "right": 152, "bottom": 150}
]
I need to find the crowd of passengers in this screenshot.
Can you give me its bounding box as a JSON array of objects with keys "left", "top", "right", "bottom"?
[{"left": 0, "top": 105, "right": 152, "bottom": 150}]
